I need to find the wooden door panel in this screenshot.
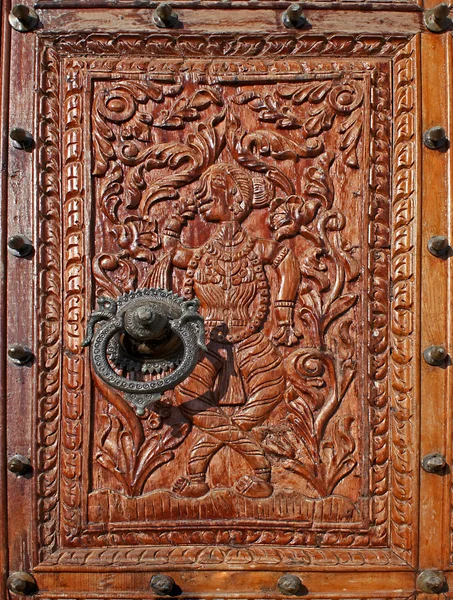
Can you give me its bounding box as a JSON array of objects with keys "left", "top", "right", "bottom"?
[
  {"left": 29, "top": 30, "right": 420, "bottom": 579},
  {"left": 4, "top": 1, "right": 441, "bottom": 596}
]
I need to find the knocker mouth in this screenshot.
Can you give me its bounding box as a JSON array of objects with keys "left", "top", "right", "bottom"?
[
  {"left": 107, "top": 329, "right": 185, "bottom": 376},
  {"left": 120, "top": 330, "right": 183, "bottom": 362}
]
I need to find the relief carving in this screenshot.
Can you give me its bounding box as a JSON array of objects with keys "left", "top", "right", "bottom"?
[
  {"left": 88, "top": 71, "right": 365, "bottom": 510},
  {"left": 35, "top": 34, "right": 418, "bottom": 566}
]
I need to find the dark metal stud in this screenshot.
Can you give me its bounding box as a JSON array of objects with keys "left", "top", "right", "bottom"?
[
  {"left": 152, "top": 3, "right": 178, "bottom": 28},
  {"left": 282, "top": 4, "right": 307, "bottom": 28},
  {"left": 7, "top": 235, "right": 33, "bottom": 257},
  {"left": 6, "top": 572, "right": 38, "bottom": 596},
  {"left": 8, "top": 344, "right": 33, "bottom": 365},
  {"left": 150, "top": 574, "right": 176, "bottom": 596},
  {"left": 8, "top": 4, "right": 39, "bottom": 32},
  {"left": 423, "top": 345, "right": 448, "bottom": 366},
  {"left": 423, "top": 125, "right": 447, "bottom": 150},
  {"left": 422, "top": 452, "right": 447, "bottom": 473},
  {"left": 7, "top": 454, "right": 32, "bottom": 475},
  {"left": 10, "top": 128, "right": 33, "bottom": 150},
  {"left": 425, "top": 3, "right": 452, "bottom": 32},
  {"left": 417, "top": 569, "right": 447, "bottom": 594},
  {"left": 277, "top": 574, "right": 302, "bottom": 596},
  {"left": 428, "top": 235, "right": 449, "bottom": 257}
]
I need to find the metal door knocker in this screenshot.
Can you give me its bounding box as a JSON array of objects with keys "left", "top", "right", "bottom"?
[{"left": 83, "top": 288, "right": 206, "bottom": 415}]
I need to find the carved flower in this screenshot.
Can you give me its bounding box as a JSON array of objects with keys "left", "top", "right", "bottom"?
[
  {"left": 267, "top": 195, "right": 321, "bottom": 241},
  {"left": 256, "top": 425, "right": 297, "bottom": 461},
  {"left": 112, "top": 218, "right": 160, "bottom": 262}
]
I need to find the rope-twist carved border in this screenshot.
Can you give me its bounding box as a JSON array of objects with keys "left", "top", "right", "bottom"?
[
  {"left": 44, "top": 33, "right": 412, "bottom": 58},
  {"left": 36, "top": 45, "right": 62, "bottom": 562},
  {"left": 390, "top": 37, "right": 418, "bottom": 566}
]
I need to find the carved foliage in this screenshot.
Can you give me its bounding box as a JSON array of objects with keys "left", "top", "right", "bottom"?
[
  {"left": 89, "top": 71, "right": 366, "bottom": 503},
  {"left": 34, "top": 34, "right": 418, "bottom": 566}
]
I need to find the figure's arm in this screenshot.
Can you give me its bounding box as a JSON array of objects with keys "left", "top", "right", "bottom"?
[
  {"left": 161, "top": 199, "right": 196, "bottom": 269},
  {"left": 259, "top": 240, "right": 300, "bottom": 346},
  {"left": 273, "top": 248, "right": 301, "bottom": 346}
]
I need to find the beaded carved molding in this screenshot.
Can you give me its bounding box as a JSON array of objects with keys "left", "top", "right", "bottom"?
[{"left": 35, "top": 33, "right": 419, "bottom": 569}]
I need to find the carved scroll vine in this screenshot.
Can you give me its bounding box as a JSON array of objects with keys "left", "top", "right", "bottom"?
[
  {"left": 258, "top": 151, "right": 360, "bottom": 497},
  {"left": 89, "top": 73, "right": 365, "bottom": 500},
  {"left": 391, "top": 38, "right": 418, "bottom": 565},
  {"left": 36, "top": 45, "right": 61, "bottom": 561}
]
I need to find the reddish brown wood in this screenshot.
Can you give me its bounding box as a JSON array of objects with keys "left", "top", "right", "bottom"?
[{"left": 0, "top": 1, "right": 451, "bottom": 599}]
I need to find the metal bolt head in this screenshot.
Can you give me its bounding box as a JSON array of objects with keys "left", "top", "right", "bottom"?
[
  {"left": 10, "top": 128, "right": 33, "bottom": 149},
  {"left": 422, "top": 452, "right": 446, "bottom": 473},
  {"left": 423, "top": 345, "right": 447, "bottom": 366},
  {"left": 7, "top": 454, "right": 32, "bottom": 475},
  {"left": 153, "top": 3, "right": 178, "bottom": 28},
  {"left": 425, "top": 3, "right": 452, "bottom": 32},
  {"left": 282, "top": 4, "right": 307, "bottom": 28},
  {"left": 277, "top": 574, "right": 302, "bottom": 595},
  {"left": 423, "top": 125, "right": 448, "bottom": 149},
  {"left": 9, "top": 4, "right": 39, "bottom": 32},
  {"left": 6, "top": 572, "right": 38, "bottom": 596},
  {"left": 428, "top": 235, "right": 449, "bottom": 257},
  {"left": 8, "top": 344, "right": 33, "bottom": 365},
  {"left": 150, "top": 574, "right": 176, "bottom": 596},
  {"left": 417, "top": 569, "right": 446, "bottom": 594},
  {"left": 7, "top": 235, "right": 33, "bottom": 257}
]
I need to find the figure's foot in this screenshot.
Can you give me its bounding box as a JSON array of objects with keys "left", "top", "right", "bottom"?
[
  {"left": 234, "top": 473, "right": 273, "bottom": 498},
  {"left": 172, "top": 475, "right": 210, "bottom": 498}
]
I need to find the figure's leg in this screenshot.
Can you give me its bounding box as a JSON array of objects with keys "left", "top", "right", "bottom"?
[
  {"left": 172, "top": 346, "right": 223, "bottom": 497},
  {"left": 231, "top": 333, "right": 286, "bottom": 497},
  {"left": 233, "top": 333, "right": 286, "bottom": 431},
  {"left": 173, "top": 344, "right": 274, "bottom": 498}
]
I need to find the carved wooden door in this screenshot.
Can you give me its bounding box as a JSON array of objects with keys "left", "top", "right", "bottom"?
[{"left": 2, "top": 1, "right": 453, "bottom": 599}]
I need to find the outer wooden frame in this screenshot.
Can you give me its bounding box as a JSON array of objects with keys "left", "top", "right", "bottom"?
[{"left": 7, "top": 1, "right": 453, "bottom": 598}]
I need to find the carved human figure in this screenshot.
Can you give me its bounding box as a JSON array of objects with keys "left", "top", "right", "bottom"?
[{"left": 162, "top": 163, "right": 300, "bottom": 498}]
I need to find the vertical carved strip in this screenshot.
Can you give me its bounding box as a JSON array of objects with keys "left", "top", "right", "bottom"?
[
  {"left": 36, "top": 44, "right": 62, "bottom": 561},
  {"left": 391, "top": 37, "right": 419, "bottom": 564},
  {"left": 60, "top": 61, "right": 85, "bottom": 543},
  {"left": 369, "top": 66, "right": 391, "bottom": 547}
]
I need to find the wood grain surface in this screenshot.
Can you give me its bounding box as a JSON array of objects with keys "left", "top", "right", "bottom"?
[{"left": 0, "top": 0, "right": 452, "bottom": 598}]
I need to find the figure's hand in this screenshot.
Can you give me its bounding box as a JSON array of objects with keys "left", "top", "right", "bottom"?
[
  {"left": 165, "top": 197, "right": 197, "bottom": 234},
  {"left": 272, "top": 324, "right": 300, "bottom": 347},
  {"left": 273, "top": 303, "right": 300, "bottom": 346},
  {"left": 177, "top": 197, "right": 197, "bottom": 221}
]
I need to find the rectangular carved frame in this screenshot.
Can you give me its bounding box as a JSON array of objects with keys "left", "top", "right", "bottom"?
[{"left": 34, "top": 32, "right": 420, "bottom": 571}]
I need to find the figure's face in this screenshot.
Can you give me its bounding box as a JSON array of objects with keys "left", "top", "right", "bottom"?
[{"left": 198, "top": 171, "right": 232, "bottom": 223}]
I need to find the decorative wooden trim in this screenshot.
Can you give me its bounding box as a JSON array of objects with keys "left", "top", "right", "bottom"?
[
  {"left": 42, "top": 33, "right": 412, "bottom": 58},
  {"left": 35, "top": 33, "right": 418, "bottom": 569},
  {"left": 60, "top": 59, "right": 86, "bottom": 545},
  {"left": 38, "top": 545, "right": 406, "bottom": 568},
  {"left": 390, "top": 36, "right": 419, "bottom": 566},
  {"left": 36, "top": 44, "right": 62, "bottom": 562}
]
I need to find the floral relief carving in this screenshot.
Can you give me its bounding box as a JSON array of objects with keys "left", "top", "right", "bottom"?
[
  {"left": 88, "top": 71, "right": 365, "bottom": 506},
  {"left": 35, "top": 33, "right": 418, "bottom": 569}
]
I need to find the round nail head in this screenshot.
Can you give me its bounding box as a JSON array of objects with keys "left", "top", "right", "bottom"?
[
  {"left": 277, "top": 574, "right": 302, "bottom": 595},
  {"left": 9, "top": 4, "right": 39, "bottom": 31},
  {"left": 7, "top": 454, "right": 32, "bottom": 475},
  {"left": 150, "top": 574, "right": 176, "bottom": 596},
  {"left": 6, "top": 572, "right": 38, "bottom": 596},
  {"left": 8, "top": 344, "right": 33, "bottom": 365}
]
